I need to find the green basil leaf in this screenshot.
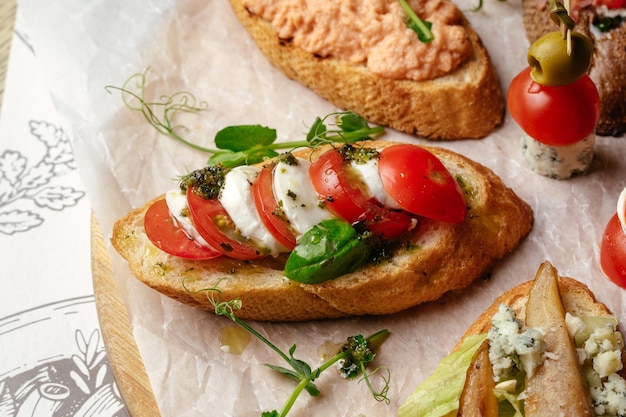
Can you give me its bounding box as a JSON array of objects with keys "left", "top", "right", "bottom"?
[
  {"left": 284, "top": 219, "right": 370, "bottom": 284},
  {"left": 214, "top": 125, "right": 277, "bottom": 151}
]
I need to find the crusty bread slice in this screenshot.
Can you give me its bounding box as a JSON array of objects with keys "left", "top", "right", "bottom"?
[
  {"left": 459, "top": 270, "right": 614, "bottom": 348},
  {"left": 227, "top": 0, "right": 504, "bottom": 140},
  {"left": 400, "top": 262, "right": 624, "bottom": 417},
  {"left": 111, "top": 141, "right": 533, "bottom": 321},
  {"left": 456, "top": 263, "right": 626, "bottom": 412}
]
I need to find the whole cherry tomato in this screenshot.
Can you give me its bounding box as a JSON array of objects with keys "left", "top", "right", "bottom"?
[{"left": 507, "top": 66, "right": 600, "bottom": 146}]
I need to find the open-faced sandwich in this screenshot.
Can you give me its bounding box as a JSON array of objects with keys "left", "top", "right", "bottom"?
[
  {"left": 111, "top": 138, "right": 533, "bottom": 322},
  {"left": 399, "top": 261, "right": 626, "bottom": 416},
  {"left": 523, "top": 0, "right": 626, "bottom": 137},
  {"left": 226, "top": 0, "right": 504, "bottom": 140}
]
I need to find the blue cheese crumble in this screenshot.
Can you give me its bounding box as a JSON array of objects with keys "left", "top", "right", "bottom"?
[
  {"left": 487, "top": 304, "right": 545, "bottom": 382},
  {"left": 567, "top": 313, "right": 626, "bottom": 417},
  {"left": 484, "top": 306, "right": 626, "bottom": 416},
  {"left": 521, "top": 133, "right": 595, "bottom": 180}
]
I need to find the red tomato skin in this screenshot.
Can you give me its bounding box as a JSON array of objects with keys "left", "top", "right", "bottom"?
[
  {"left": 594, "top": 0, "right": 625, "bottom": 8},
  {"left": 378, "top": 145, "right": 466, "bottom": 223},
  {"left": 310, "top": 149, "right": 367, "bottom": 222},
  {"left": 507, "top": 67, "right": 601, "bottom": 146},
  {"left": 600, "top": 213, "right": 626, "bottom": 288},
  {"left": 309, "top": 148, "right": 414, "bottom": 240},
  {"left": 252, "top": 165, "right": 297, "bottom": 250},
  {"left": 186, "top": 188, "right": 267, "bottom": 261},
  {"left": 144, "top": 198, "right": 222, "bottom": 260}
]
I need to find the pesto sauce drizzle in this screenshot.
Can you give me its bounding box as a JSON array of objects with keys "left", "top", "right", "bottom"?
[
  {"left": 180, "top": 165, "right": 229, "bottom": 200},
  {"left": 338, "top": 144, "right": 380, "bottom": 164}
]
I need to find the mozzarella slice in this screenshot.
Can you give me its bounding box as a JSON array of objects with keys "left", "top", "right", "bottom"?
[
  {"left": 219, "top": 165, "right": 285, "bottom": 256},
  {"left": 273, "top": 157, "right": 333, "bottom": 236},
  {"left": 165, "top": 188, "right": 211, "bottom": 246},
  {"left": 350, "top": 158, "right": 401, "bottom": 209}
]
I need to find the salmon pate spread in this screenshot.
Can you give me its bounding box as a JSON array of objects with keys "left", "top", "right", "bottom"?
[{"left": 243, "top": 0, "right": 472, "bottom": 81}]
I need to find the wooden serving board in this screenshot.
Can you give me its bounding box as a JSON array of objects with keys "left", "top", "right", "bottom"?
[
  {"left": 0, "top": 0, "right": 16, "bottom": 107},
  {"left": 91, "top": 213, "right": 163, "bottom": 417}
]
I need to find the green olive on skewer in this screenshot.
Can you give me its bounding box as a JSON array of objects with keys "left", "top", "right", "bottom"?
[{"left": 527, "top": 31, "right": 594, "bottom": 86}]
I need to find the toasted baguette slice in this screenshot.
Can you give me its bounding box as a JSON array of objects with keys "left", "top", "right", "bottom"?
[
  {"left": 459, "top": 269, "right": 614, "bottom": 344},
  {"left": 460, "top": 264, "right": 626, "bottom": 416},
  {"left": 111, "top": 141, "right": 533, "bottom": 322},
  {"left": 522, "top": 0, "right": 626, "bottom": 137},
  {"left": 227, "top": 0, "right": 504, "bottom": 140},
  {"left": 400, "top": 262, "right": 624, "bottom": 417}
]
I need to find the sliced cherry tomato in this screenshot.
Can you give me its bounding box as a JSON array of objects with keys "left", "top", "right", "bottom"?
[
  {"left": 144, "top": 198, "right": 221, "bottom": 260},
  {"left": 309, "top": 148, "right": 414, "bottom": 240},
  {"left": 252, "top": 165, "right": 297, "bottom": 250},
  {"left": 378, "top": 145, "right": 466, "bottom": 223},
  {"left": 507, "top": 66, "right": 600, "bottom": 146},
  {"left": 186, "top": 188, "right": 266, "bottom": 260}
]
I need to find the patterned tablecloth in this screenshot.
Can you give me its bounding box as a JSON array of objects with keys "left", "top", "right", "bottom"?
[{"left": 0, "top": 5, "right": 129, "bottom": 416}]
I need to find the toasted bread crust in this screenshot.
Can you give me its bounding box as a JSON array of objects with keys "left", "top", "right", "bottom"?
[
  {"left": 227, "top": 0, "right": 504, "bottom": 140},
  {"left": 457, "top": 274, "right": 613, "bottom": 350},
  {"left": 111, "top": 141, "right": 533, "bottom": 321}
]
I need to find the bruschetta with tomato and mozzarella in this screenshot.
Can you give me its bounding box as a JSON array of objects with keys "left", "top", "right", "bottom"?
[{"left": 111, "top": 140, "right": 533, "bottom": 321}]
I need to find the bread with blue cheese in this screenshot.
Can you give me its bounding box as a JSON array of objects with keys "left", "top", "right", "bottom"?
[{"left": 399, "top": 262, "right": 626, "bottom": 417}]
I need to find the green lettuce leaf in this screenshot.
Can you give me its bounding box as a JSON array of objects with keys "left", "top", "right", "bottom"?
[{"left": 398, "top": 333, "right": 487, "bottom": 417}]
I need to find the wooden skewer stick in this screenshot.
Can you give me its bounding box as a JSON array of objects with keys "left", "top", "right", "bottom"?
[{"left": 564, "top": 0, "right": 572, "bottom": 55}]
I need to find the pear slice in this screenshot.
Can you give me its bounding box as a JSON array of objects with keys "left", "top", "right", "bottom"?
[
  {"left": 524, "top": 262, "right": 594, "bottom": 417},
  {"left": 458, "top": 339, "right": 499, "bottom": 417}
]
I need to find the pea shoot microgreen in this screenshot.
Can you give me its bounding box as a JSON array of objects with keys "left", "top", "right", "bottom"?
[
  {"left": 398, "top": 0, "right": 434, "bottom": 43},
  {"left": 185, "top": 279, "right": 391, "bottom": 417},
  {"left": 105, "top": 68, "right": 385, "bottom": 168}
]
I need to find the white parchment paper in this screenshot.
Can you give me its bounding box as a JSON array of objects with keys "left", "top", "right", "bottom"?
[{"left": 16, "top": 0, "right": 626, "bottom": 415}]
